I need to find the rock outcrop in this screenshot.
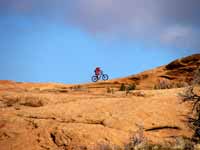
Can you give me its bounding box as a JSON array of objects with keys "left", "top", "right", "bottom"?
[{"left": 0, "top": 54, "right": 199, "bottom": 149}]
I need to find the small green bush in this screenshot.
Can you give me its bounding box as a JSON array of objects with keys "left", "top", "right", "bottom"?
[
  {"left": 119, "top": 83, "right": 136, "bottom": 91},
  {"left": 128, "top": 83, "right": 136, "bottom": 91},
  {"left": 119, "top": 83, "right": 126, "bottom": 91}
]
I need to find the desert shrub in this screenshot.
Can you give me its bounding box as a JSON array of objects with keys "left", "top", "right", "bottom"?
[
  {"left": 125, "top": 136, "right": 195, "bottom": 150},
  {"left": 179, "top": 68, "right": 200, "bottom": 141},
  {"left": 73, "top": 85, "right": 81, "bottom": 90},
  {"left": 125, "top": 84, "right": 136, "bottom": 96},
  {"left": 125, "top": 124, "right": 147, "bottom": 150},
  {"left": 106, "top": 87, "right": 114, "bottom": 94},
  {"left": 119, "top": 83, "right": 136, "bottom": 92},
  {"left": 180, "top": 86, "right": 200, "bottom": 111},
  {"left": 192, "top": 68, "right": 200, "bottom": 85},
  {"left": 173, "top": 136, "right": 195, "bottom": 150},
  {"left": 174, "top": 82, "right": 189, "bottom": 88},
  {"left": 72, "top": 85, "right": 85, "bottom": 91},
  {"left": 179, "top": 68, "right": 200, "bottom": 112},
  {"left": 125, "top": 143, "right": 169, "bottom": 150},
  {"left": 119, "top": 83, "right": 126, "bottom": 91},
  {"left": 154, "top": 80, "right": 188, "bottom": 90},
  {"left": 96, "top": 143, "right": 121, "bottom": 150},
  {"left": 125, "top": 124, "right": 196, "bottom": 149},
  {"left": 107, "top": 87, "right": 111, "bottom": 93},
  {"left": 127, "top": 83, "right": 136, "bottom": 91},
  {"left": 154, "top": 79, "right": 173, "bottom": 89},
  {"left": 180, "top": 86, "right": 200, "bottom": 141}
]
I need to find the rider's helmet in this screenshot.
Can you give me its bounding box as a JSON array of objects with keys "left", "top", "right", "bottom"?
[{"left": 96, "top": 67, "right": 100, "bottom": 71}]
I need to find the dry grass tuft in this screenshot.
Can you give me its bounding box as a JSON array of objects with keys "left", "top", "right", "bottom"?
[{"left": 154, "top": 79, "right": 188, "bottom": 90}]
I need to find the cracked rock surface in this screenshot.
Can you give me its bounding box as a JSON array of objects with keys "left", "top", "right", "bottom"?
[
  {"left": 1, "top": 54, "right": 199, "bottom": 149},
  {"left": 0, "top": 81, "right": 193, "bottom": 150}
]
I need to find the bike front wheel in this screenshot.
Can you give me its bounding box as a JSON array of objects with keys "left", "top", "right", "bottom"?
[
  {"left": 102, "top": 74, "right": 109, "bottom": 80},
  {"left": 92, "top": 75, "right": 98, "bottom": 82}
]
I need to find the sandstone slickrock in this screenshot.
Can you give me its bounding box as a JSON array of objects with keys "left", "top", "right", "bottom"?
[{"left": 0, "top": 54, "right": 199, "bottom": 149}]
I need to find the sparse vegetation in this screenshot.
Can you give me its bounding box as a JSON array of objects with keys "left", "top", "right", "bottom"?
[
  {"left": 154, "top": 79, "right": 172, "bottom": 89},
  {"left": 119, "top": 83, "right": 137, "bottom": 96},
  {"left": 1, "top": 54, "right": 200, "bottom": 150},
  {"left": 119, "top": 83, "right": 126, "bottom": 91},
  {"left": 175, "top": 82, "right": 189, "bottom": 88},
  {"left": 192, "top": 69, "right": 200, "bottom": 85},
  {"left": 73, "top": 85, "right": 81, "bottom": 90},
  {"left": 179, "top": 68, "right": 200, "bottom": 142},
  {"left": 125, "top": 83, "right": 136, "bottom": 96},
  {"left": 154, "top": 79, "right": 188, "bottom": 90},
  {"left": 127, "top": 83, "right": 136, "bottom": 91},
  {"left": 119, "top": 83, "right": 136, "bottom": 91},
  {"left": 96, "top": 143, "right": 121, "bottom": 150},
  {"left": 124, "top": 123, "right": 197, "bottom": 149},
  {"left": 71, "top": 85, "right": 87, "bottom": 91},
  {"left": 125, "top": 136, "right": 196, "bottom": 150},
  {"left": 126, "top": 124, "right": 147, "bottom": 149},
  {"left": 107, "top": 87, "right": 114, "bottom": 94},
  {"left": 107, "top": 87, "right": 111, "bottom": 93}
]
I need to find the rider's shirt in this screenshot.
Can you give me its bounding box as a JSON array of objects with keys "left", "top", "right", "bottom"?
[{"left": 95, "top": 67, "right": 101, "bottom": 75}]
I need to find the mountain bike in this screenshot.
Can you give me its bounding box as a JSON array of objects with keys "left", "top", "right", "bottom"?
[{"left": 91, "top": 71, "right": 109, "bottom": 82}]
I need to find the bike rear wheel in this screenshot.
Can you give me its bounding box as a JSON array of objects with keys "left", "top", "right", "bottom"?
[
  {"left": 102, "top": 74, "right": 109, "bottom": 80},
  {"left": 92, "top": 75, "right": 98, "bottom": 82}
]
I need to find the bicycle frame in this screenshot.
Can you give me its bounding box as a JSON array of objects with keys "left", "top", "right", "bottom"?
[
  {"left": 92, "top": 70, "right": 108, "bottom": 82},
  {"left": 95, "top": 71, "right": 103, "bottom": 78}
]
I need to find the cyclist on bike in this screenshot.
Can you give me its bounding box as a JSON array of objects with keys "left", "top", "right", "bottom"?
[
  {"left": 92, "top": 67, "right": 109, "bottom": 82},
  {"left": 94, "top": 67, "right": 101, "bottom": 76}
]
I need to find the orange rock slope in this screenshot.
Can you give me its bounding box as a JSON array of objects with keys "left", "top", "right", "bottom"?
[{"left": 0, "top": 54, "right": 199, "bottom": 150}]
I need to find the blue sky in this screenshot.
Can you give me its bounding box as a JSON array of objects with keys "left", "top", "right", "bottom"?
[{"left": 0, "top": 0, "right": 199, "bottom": 83}]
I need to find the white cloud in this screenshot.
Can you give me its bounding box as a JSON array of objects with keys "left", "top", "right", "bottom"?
[
  {"left": 1, "top": 0, "right": 200, "bottom": 50},
  {"left": 160, "top": 25, "right": 200, "bottom": 49},
  {"left": 161, "top": 25, "right": 192, "bottom": 42}
]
